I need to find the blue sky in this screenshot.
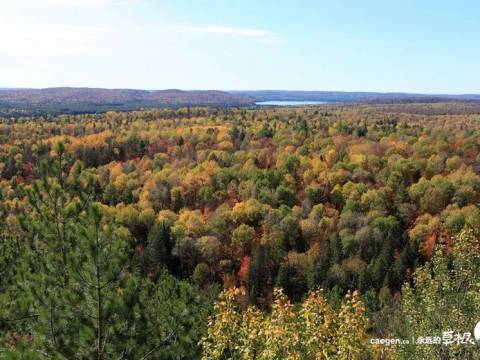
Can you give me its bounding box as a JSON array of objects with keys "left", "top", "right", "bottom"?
[{"left": 1, "top": 0, "right": 479, "bottom": 93}]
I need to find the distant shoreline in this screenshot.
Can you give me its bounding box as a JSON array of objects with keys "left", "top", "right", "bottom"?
[{"left": 256, "top": 100, "right": 330, "bottom": 106}]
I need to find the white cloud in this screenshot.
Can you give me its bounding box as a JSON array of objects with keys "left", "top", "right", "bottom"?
[
  {"left": 39, "top": 0, "right": 139, "bottom": 6},
  {"left": 0, "top": 18, "right": 112, "bottom": 56},
  {"left": 189, "top": 25, "right": 272, "bottom": 37}
]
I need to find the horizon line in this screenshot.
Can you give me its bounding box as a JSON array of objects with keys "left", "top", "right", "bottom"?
[{"left": 1, "top": 86, "right": 480, "bottom": 96}]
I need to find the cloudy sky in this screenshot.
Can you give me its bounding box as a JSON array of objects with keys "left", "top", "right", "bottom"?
[{"left": 1, "top": 0, "right": 480, "bottom": 93}]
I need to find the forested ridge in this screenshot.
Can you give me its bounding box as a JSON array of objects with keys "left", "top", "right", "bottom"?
[
  {"left": 0, "top": 88, "right": 255, "bottom": 115},
  {"left": 231, "top": 90, "right": 480, "bottom": 103},
  {"left": 2, "top": 88, "right": 480, "bottom": 117},
  {"left": 1, "top": 103, "right": 480, "bottom": 359}
]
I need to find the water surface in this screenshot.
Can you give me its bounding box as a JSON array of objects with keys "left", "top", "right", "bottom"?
[{"left": 256, "top": 100, "right": 328, "bottom": 106}]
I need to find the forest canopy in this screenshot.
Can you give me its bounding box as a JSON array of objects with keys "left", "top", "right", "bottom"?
[{"left": 1, "top": 103, "right": 480, "bottom": 359}]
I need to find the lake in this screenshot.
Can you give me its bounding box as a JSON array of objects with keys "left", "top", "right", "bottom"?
[{"left": 256, "top": 100, "right": 329, "bottom": 106}]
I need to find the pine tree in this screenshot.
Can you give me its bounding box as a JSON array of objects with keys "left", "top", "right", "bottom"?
[
  {"left": 396, "top": 229, "right": 480, "bottom": 360},
  {"left": 246, "top": 246, "right": 272, "bottom": 306},
  {"left": 1, "top": 142, "right": 208, "bottom": 358},
  {"left": 16, "top": 143, "right": 131, "bottom": 358},
  {"left": 144, "top": 222, "right": 172, "bottom": 277}
]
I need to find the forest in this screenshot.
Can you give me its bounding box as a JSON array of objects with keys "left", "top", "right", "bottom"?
[
  {"left": 0, "top": 103, "right": 479, "bottom": 359},
  {"left": 0, "top": 88, "right": 254, "bottom": 115}
]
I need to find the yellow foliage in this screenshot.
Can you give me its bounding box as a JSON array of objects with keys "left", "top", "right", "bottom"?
[
  {"left": 157, "top": 209, "right": 178, "bottom": 226},
  {"left": 201, "top": 288, "right": 390, "bottom": 360},
  {"left": 67, "top": 130, "right": 112, "bottom": 152},
  {"left": 350, "top": 153, "right": 366, "bottom": 166}
]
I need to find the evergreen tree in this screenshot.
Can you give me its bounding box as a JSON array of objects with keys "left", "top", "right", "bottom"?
[
  {"left": 0, "top": 143, "right": 208, "bottom": 359},
  {"left": 144, "top": 222, "right": 172, "bottom": 277},
  {"left": 246, "top": 246, "right": 271, "bottom": 306},
  {"left": 396, "top": 229, "right": 480, "bottom": 360},
  {"left": 275, "top": 263, "right": 307, "bottom": 302}
]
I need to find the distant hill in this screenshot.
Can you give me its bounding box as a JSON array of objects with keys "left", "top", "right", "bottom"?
[
  {"left": 0, "top": 87, "right": 255, "bottom": 114},
  {"left": 1, "top": 87, "right": 480, "bottom": 115},
  {"left": 229, "top": 90, "right": 480, "bottom": 103}
]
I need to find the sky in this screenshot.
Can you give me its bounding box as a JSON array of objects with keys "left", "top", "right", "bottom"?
[{"left": 1, "top": 0, "right": 480, "bottom": 93}]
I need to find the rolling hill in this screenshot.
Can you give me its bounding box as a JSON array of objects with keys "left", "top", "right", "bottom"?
[
  {"left": 1, "top": 87, "right": 480, "bottom": 115},
  {"left": 229, "top": 90, "right": 480, "bottom": 103},
  {"left": 0, "top": 87, "right": 255, "bottom": 114}
]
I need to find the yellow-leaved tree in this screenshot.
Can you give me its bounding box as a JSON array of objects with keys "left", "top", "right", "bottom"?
[{"left": 201, "top": 288, "right": 391, "bottom": 359}]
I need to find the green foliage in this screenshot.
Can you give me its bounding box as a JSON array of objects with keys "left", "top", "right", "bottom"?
[
  {"left": 396, "top": 229, "right": 480, "bottom": 359},
  {"left": 0, "top": 146, "right": 208, "bottom": 358},
  {"left": 231, "top": 224, "right": 255, "bottom": 257}
]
